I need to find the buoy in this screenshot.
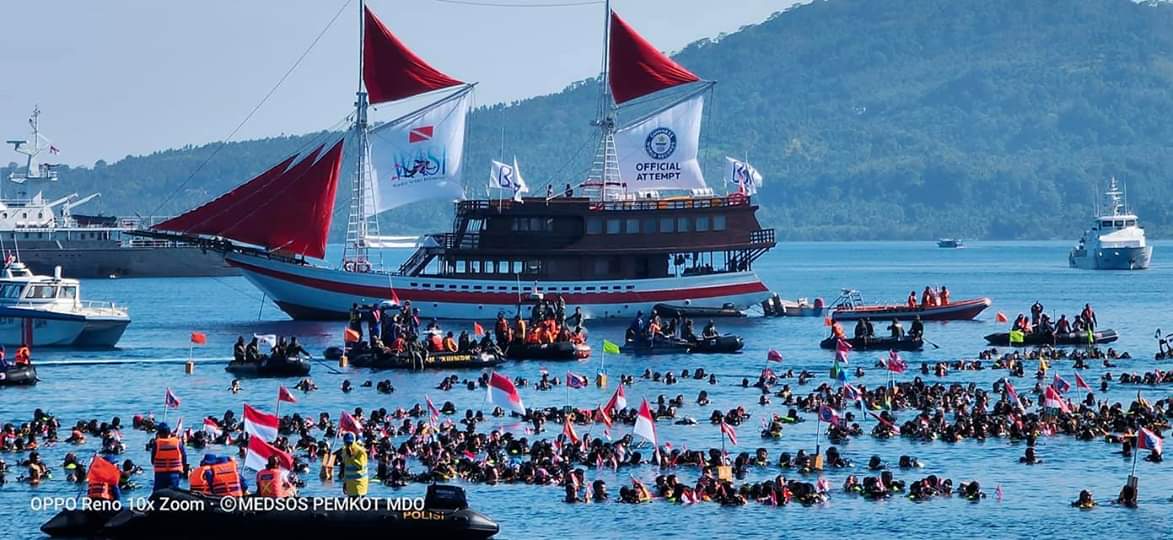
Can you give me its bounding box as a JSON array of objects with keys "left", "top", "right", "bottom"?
[
  {"left": 185, "top": 360, "right": 195, "bottom": 374},
  {"left": 595, "top": 372, "right": 607, "bottom": 389},
  {"left": 339, "top": 355, "right": 348, "bottom": 368}
]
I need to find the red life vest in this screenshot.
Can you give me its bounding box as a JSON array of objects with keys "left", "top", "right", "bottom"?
[
  {"left": 209, "top": 460, "right": 243, "bottom": 497},
  {"left": 189, "top": 465, "right": 212, "bottom": 494},
  {"left": 151, "top": 437, "right": 183, "bottom": 473},
  {"left": 255, "top": 468, "right": 290, "bottom": 497}
]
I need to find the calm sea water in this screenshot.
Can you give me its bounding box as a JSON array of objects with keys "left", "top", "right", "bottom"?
[{"left": 2, "top": 241, "right": 1171, "bottom": 539}]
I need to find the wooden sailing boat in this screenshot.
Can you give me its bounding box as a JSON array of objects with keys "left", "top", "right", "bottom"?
[{"left": 155, "top": 1, "right": 775, "bottom": 320}]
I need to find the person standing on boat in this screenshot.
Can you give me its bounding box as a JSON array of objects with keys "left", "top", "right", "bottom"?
[
  {"left": 1081, "top": 304, "right": 1097, "bottom": 331},
  {"left": 566, "top": 307, "right": 584, "bottom": 329},
  {"left": 907, "top": 291, "right": 918, "bottom": 309},
  {"left": 939, "top": 286, "right": 950, "bottom": 305},
  {"left": 147, "top": 423, "right": 186, "bottom": 492},
  {"left": 921, "top": 287, "right": 934, "bottom": 308},
  {"left": 1030, "top": 301, "right": 1044, "bottom": 327},
  {"left": 337, "top": 432, "right": 369, "bottom": 497},
  {"left": 854, "top": 319, "right": 869, "bottom": 339},
  {"left": 888, "top": 319, "right": 904, "bottom": 338},
  {"left": 14, "top": 344, "right": 30, "bottom": 366}
]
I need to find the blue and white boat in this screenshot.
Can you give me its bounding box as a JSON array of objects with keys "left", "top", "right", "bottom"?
[
  {"left": 0, "top": 262, "right": 129, "bottom": 347},
  {"left": 1069, "top": 178, "right": 1152, "bottom": 271}
]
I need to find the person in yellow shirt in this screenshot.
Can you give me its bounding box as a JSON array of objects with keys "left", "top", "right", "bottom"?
[{"left": 336, "top": 433, "right": 368, "bottom": 497}]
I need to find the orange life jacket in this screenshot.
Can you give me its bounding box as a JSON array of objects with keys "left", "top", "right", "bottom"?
[
  {"left": 526, "top": 329, "right": 542, "bottom": 344},
  {"left": 444, "top": 337, "right": 458, "bottom": 352},
  {"left": 255, "top": 468, "right": 290, "bottom": 497},
  {"left": 87, "top": 479, "right": 115, "bottom": 500},
  {"left": 14, "top": 347, "right": 29, "bottom": 366},
  {"left": 189, "top": 465, "right": 212, "bottom": 494},
  {"left": 151, "top": 437, "right": 183, "bottom": 473},
  {"left": 940, "top": 290, "right": 950, "bottom": 305},
  {"left": 429, "top": 334, "right": 443, "bottom": 352},
  {"left": 209, "top": 460, "right": 243, "bottom": 497}
]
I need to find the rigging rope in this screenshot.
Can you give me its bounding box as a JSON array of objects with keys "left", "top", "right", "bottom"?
[
  {"left": 150, "top": 0, "right": 354, "bottom": 218},
  {"left": 432, "top": 0, "right": 601, "bottom": 7}
]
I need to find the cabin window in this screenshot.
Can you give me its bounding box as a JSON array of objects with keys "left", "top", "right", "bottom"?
[
  {"left": 0, "top": 284, "right": 22, "bottom": 298},
  {"left": 28, "top": 285, "right": 56, "bottom": 299},
  {"left": 606, "top": 219, "right": 621, "bottom": 234},
  {"left": 525, "top": 260, "right": 541, "bottom": 273},
  {"left": 677, "top": 217, "right": 691, "bottom": 233},
  {"left": 660, "top": 218, "right": 675, "bottom": 233},
  {"left": 713, "top": 215, "right": 727, "bottom": 231},
  {"left": 1101, "top": 220, "right": 1112, "bottom": 228},
  {"left": 642, "top": 218, "right": 656, "bottom": 234},
  {"left": 586, "top": 218, "right": 603, "bottom": 235},
  {"left": 511, "top": 261, "right": 522, "bottom": 274},
  {"left": 496, "top": 260, "right": 506, "bottom": 273},
  {"left": 457, "top": 260, "right": 468, "bottom": 273},
  {"left": 1114, "top": 220, "right": 1124, "bottom": 228},
  {"left": 625, "top": 218, "right": 640, "bottom": 233},
  {"left": 1126, "top": 220, "right": 1136, "bottom": 227},
  {"left": 696, "top": 216, "right": 710, "bottom": 231},
  {"left": 60, "top": 286, "right": 77, "bottom": 299}
]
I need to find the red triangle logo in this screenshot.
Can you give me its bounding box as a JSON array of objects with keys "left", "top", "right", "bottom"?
[{"left": 409, "top": 125, "right": 433, "bottom": 143}]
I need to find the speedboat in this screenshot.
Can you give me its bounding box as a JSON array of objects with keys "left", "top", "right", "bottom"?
[
  {"left": 0, "top": 262, "right": 129, "bottom": 347},
  {"left": 937, "top": 239, "right": 964, "bottom": 248},
  {"left": 828, "top": 289, "right": 990, "bottom": 322},
  {"left": 1069, "top": 178, "right": 1152, "bottom": 270}
]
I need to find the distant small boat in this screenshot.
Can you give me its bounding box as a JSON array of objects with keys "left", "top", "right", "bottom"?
[
  {"left": 828, "top": 289, "right": 991, "bottom": 322},
  {"left": 820, "top": 335, "right": 923, "bottom": 351},
  {"left": 761, "top": 294, "right": 825, "bottom": 317},
  {"left": 984, "top": 329, "right": 1119, "bottom": 347},
  {"left": 0, "top": 262, "right": 130, "bottom": 347},
  {"left": 937, "top": 239, "right": 964, "bottom": 248},
  {"left": 653, "top": 303, "right": 745, "bottom": 319}
]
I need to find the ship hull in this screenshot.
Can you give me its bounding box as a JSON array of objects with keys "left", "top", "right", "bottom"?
[
  {"left": 18, "top": 246, "right": 237, "bottom": 278},
  {"left": 0, "top": 306, "right": 129, "bottom": 348},
  {"left": 1069, "top": 246, "right": 1152, "bottom": 270},
  {"left": 226, "top": 252, "right": 771, "bottom": 321}
]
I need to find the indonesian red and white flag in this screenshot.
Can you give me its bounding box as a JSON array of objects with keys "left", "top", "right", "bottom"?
[
  {"left": 202, "top": 418, "right": 222, "bottom": 436},
  {"left": 340, "top": 411, "right": 363, "bottom": 434},
  {"left": 604, "top": 383, "right": 627, "bottom": 414},
  {"left": 835, "top": 338, "right": 852, "bottom": 364},
  {"left": 1043, "top": 386, "right": 1069, "bottom": 413},
  {"left": 277, "top": 386, "right": 297, "bottom": 404},
  {"left": 562, "top": 419, "right": 580, "bottom": 445},
  {"left": 719, "top": 420, "right": 738, "bottom": 446},
  {"left": 488, "top": 372, "right": 526, "bottom": 415},
  {"left": 767, "top": 349, "right": 783, "bottom": 362},
  {"left": 1074, "top": 372, "right": 1092, "bottom": 392},
  {"left": 243, "top": 404, "right": 278, "bottom": 442},
  {"left": 633, "top": 399, "right": 657, "bottom": 445},
  {"left": 1004, "top": 380, "right": 1022, "bottom": 408},
  {"left": 473, "top": 322, "right": 485, "bottom": 337},
  {"left": 244, "top": 435, "right": 294, "bottom": 472}
]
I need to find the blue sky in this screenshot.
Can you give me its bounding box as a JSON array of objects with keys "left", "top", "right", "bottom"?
[{"left": 0, "top": 0, "right": 798, "bottom": 166}]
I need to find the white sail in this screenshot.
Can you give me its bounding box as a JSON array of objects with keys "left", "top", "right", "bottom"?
[
  {"left": 489, "top": 157, "right": 528, "bottom": 202},
  {"left": 614, "top": 93, "right": 706, "bottom": 192},
  {"left": 725, "top": 156, "right": 763, "bottom": 195},
  {"left": 367, "top": 89, "right": 471, "bottom": 214}
]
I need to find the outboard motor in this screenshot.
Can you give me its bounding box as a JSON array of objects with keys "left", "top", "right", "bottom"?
[{"left": 425, "top": 484, "right": 469, "bottom": 510}]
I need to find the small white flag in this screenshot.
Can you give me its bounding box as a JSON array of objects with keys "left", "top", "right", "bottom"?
[
  {"left": 254, "top": 334, "right": 277, "bottom": 349},
  {"left": 490, "top": 158, "right": 528, "bottom": 202},
  {"left": 725, "top": 156, "right": 763, "bottom": 195}
]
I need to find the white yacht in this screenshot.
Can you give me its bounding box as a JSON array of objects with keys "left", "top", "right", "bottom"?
[
  {"left": 0, "top": 261, "right": 130, "bottom": 347},
  {"left": 1069, "top": 178, "right": 1152, "bottom": 270}
]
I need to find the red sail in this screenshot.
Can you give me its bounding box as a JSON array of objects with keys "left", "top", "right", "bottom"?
[
  {"left": 154, "top": 139, "right": 344, "bottom": 259},
  {"left": 363, "top": 6, "right": 463, "bottom": 105},
  {"left": 608, "top": 11, "right": 700, "bottom": 105}
]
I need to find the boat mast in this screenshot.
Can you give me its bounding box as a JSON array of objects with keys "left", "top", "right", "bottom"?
[
  {"left": 585, "top": 0, "right": 621, "bottom": 201},
  {"left": 343, "top": 0, "right": 377, "bottom": 267}
]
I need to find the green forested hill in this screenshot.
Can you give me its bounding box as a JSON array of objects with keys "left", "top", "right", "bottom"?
[{"left": 7, "top": 0, "right": 1173, "bottom": 240}]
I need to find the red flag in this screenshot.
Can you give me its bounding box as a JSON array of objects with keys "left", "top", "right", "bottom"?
[
  {"left": 767, "top": 349, "right": 783, "bottom": 362},
  {"left": 245, "top": 435, "right": 293, "bottom": 471},
  {"left": 595, "top": 406, "right": 612, "bottom": 429},
  {"left": 1137, "top": 427, "right": 1164, "bottom": 454},
  {"left": 995, "top": 312, "right": 1008, "bottom": 323},
  {"left": 190, "top": 331, "right": 207, "bottom": 345},
  {"left": 87, "top": 455, "right": 121, "bottom": 486},
  {"left": 426, "top": 395, "right": 441, "bottom": 421},
  {"left": 243, "top": 404, "right": 278, "bottom": 441},
  {"left": 390, "top": 287, "right": 401, "bottom": 306},
  {"left": 604, "top": 383, "right": 627, "bottom": 413},
  {"left": 164, "top": 388, "right": 181, "bottom": 409},
  {"left": 761, "top": 367, "right": 777, "bottom": 380},
  {"left": 277, "top": 386, "right": 297, "bottom": 404},
  {"left": 886, "top": 350, "right": 906, "bottom": 373},
  {"left": 202, "top": 417, "right": 222, "bottom": 436},
  {"left": 473, "top": 322, "right": 485, "bottom": 337},
  {"left": 562, "top": 419, "right": 580, "bottom": 445},
  {"left": 823, "top": 316, "right": 833, "bottom": 327},
  {"left": 343, "top": 327, "right": 361, "bottom": 343},
  {"left": 340, "top": 411, "right": 363, "bottom": 434},
  {"left": 1074, "top": 372, "right": 1092, "bottom": 391},
  {"left": 719, "top": 420, "right": 738, "bottom": 446}
]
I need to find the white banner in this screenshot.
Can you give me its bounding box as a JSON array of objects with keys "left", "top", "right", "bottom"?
[
  {"left": 615, "top": 94, "right": 706, "bottom": 192},
  {"left": 725, "top": 156, "right": 763, "bottom": 195},
  {"left": 368, "top": 90, "right": 470, "bottom": 214},
  {"left": 489, "top": 158, "right": 528, "bottom": 202}
]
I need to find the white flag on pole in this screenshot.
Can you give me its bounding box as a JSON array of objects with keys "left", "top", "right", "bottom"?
[
  {"left": 615, "top": 93, "right": 706, "bottom": 192},
  {"left": 368, "top": 89, "right": 471, "bottom": 214},
  {"left": 489, "top": 157, "right": 529, "bottom": 202},
  {"left": 725, "top": 156, "right": 763, "bottom": 195},
  {"left": 254, "top": 334, "right": 277, "bottom": 349}
]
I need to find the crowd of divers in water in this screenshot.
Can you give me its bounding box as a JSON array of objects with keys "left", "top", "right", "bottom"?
[{"left": 1, "top": 337, "right": 1170, "bottom": 510}]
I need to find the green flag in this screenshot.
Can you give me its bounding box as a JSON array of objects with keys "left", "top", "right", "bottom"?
[{"left": 602, "top": 339, "right": 620, "bottom": 355}]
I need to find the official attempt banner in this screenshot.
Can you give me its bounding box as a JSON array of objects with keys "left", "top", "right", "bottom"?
[{"left": 615, "top": 93, "right": 706, "bottom": 192}]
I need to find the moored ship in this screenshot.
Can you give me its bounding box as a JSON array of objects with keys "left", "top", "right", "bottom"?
[
  {"left": 1068, "top": 178, "right": 1152, "bottom": 270},
  {"left": 149, "top": 1, "right": 775, "bottom": 320},
  {"left": 4, "top": 108, "right": 237, "bottom": 278}
]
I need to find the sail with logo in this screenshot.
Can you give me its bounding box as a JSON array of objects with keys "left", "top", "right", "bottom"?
[
  {"left": 606, "top": 11, "right": 713, "bottom": 194},
  {"left": 152, "top": 5, "right": 473, "bottom": 267}
]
